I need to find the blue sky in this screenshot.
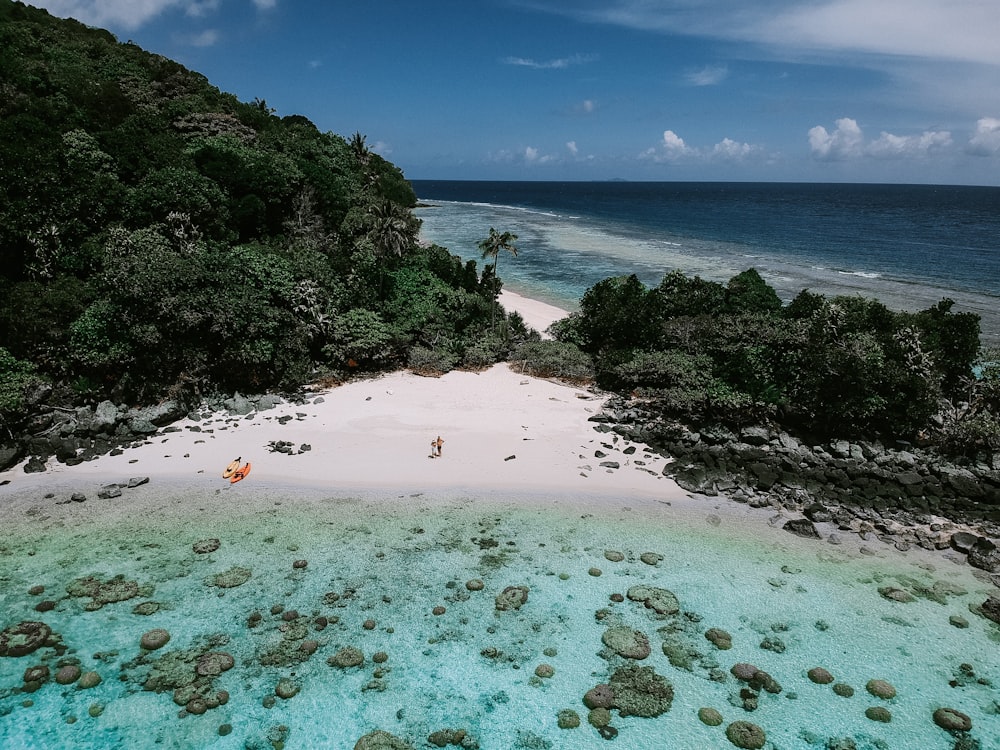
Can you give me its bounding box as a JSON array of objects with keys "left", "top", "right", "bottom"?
[{"left": 25, "top": 0, "right": 1000, "bottom": 185}]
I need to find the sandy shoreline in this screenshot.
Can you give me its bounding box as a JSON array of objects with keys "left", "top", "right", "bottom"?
[{"left": 0, "top": 288, "right": 985, "bottom": 576}]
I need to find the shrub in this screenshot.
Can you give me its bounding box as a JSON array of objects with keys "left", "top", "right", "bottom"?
[
  {"left": 462, "top": 337, "right": 505, "bottom": 370},
  {"left": 408, "top": 345, "right": 459, "bottom": 376},
  {"left": 323, "top": 309, "right": 396, "bottom": 371},
  {"left": 0, "top": 347, "right": 44, "bottom": 424},
  {"left": 511, "top": 341, "right": 593, "bottom": 382}
]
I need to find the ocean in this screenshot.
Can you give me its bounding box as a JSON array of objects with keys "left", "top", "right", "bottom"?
[
  {"left": 3, "top": 486, "right": 1000, "bottom": 749},
  {"left": 413, "top": 181, "right": 1000, "bottom": 344}
]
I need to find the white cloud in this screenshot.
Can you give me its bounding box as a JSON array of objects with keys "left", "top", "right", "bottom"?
[
  {"left": 808, "top": 117, "right": 863, "bottom": 160},
  {"left": 538, "top": 1, "right": 1000, "bottom": 67},
  {"left": 566, "top": 141, "right": 579, "bottom": 156},
  {"left": 28, "top": 0, "right": 186, "bottom": 30},
  {"left": 759, "top": 0, "right": 1000, "bottom": 67},
  {"left": 967, "top": 117, "right": 1000, "bottom": 157},
  {"left": 809, "top": 117, "right": 960, "bottom": 160},
  {"left": 177, "top": 28, "right": 218, "bottom": 46},
  {"left": 523, "top": 146, "right": 554, "bottom": 164},
  {"left": 661, "top": 130, "right": 690, "bottom": 154},
  {"left": 28, "top": 0, "right": 273, "bottom": 29},
  {"left": 686, "top": 64, "right": 728, "bottom": 86},
  {"left": 711, "top": 138, "right": 757, "bottom": 160},
  {"left": 867, "top": 130, "right": 952, "bottom": 159},
  {"left": 371, "top": 140, "right": 392, "bottom": 157},
  {"left": 503, "top": 53, "right": 598, "bottom": 70}
]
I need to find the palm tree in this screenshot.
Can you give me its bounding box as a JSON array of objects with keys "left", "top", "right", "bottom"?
[
  {"left": 478, "top": 227, "right": 519, "bottom": 329},
  {"left": 369, "top": 200, "right": 413, "bottom": 296}
]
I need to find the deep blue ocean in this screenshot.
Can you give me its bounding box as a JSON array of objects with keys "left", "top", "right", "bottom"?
[{"left": 412, "top": 181, "right": 1000, "bottom": 343}]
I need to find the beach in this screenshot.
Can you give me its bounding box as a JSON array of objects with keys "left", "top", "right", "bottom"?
[{"left": 2, "top": 291, "right": 999, "bottom": 749}]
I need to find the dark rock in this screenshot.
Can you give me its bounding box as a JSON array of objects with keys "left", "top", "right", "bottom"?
[
  {"left": 804, "top": 503, "right": 833, "bottom": 523},
  {"left": 980, "top": 596, "right": 1000, "bottom": 624},
  {"left": 950, "top": 532, "right": 979, "bottom": 553},
  {"left": 0, "top": 443, "right": 25, "bottom": 471},
  {"left": 783, "top": 518, "right": 821, "bottom": 538},
  {"left": 98, "top": 485, "right": 122, "bottom": 499},
  {"left": 967, "top": 538, "right": 1000, "bottom": 572},
  {"left": 24, "top": 456, "right": 47, "bottom": 473}
]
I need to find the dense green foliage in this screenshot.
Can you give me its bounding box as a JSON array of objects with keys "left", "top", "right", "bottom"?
[
  {"left": 551, "top": 269, "right": 990, "bottom": 448},
  {"left": 0, "top": 1, "right": 516, "bottom": 426}
]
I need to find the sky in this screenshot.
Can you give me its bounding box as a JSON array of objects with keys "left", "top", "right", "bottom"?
[{"left": 23, "top": 0, "right": 1000, "bottom": 185}]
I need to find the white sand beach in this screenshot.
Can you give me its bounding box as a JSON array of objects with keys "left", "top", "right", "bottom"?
[{"left": 0, "top": 291, "right": 689, "bottom": 525}]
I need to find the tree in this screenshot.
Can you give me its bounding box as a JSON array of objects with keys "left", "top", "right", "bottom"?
[
  {"left": 369, "top": 200, "right": 414, "bottom": 296},
  {"left": 477, "top": 227, "right": 519, "bottom": 329}
]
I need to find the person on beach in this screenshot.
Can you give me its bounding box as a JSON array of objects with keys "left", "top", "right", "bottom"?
[
  {"left": 430, "top": 438, "right": 438, "bottom": 458},
  {"left": 435, "top": 435, "right": 444, "bottom": 457}
]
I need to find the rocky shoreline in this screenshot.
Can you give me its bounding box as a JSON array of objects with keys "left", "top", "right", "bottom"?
[
  {"left": 0, "top": 391, "right": 300, "bottom": 476},
  {"left": 594, "top": 395, "right": 1000, "bottom": 589},
  {"left": 5, "top": 383, "right": 1000, "bottom": 593}
]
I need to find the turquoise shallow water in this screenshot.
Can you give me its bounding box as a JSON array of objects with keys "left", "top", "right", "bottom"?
[{"left": 1, "top": 488, "right": 998, "bottom": 749}]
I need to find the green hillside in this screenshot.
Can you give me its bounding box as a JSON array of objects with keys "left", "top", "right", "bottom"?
[{"left": 0, "top": 0, "right": 516, "bottom": 431}]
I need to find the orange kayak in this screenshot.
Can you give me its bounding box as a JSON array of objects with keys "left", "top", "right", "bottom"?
[
  {"left": 222, "top": 457, "right": 241, "bottom": 479},
  {"left": 230, "top": 462, "right": 251, "bottom": 484}
]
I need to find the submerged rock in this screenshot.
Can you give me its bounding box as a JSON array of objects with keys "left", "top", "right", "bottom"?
[
  {"left": 353, "top": 730, "right": 414, "bottom": 750},
  {"left": 705, "top": 628, "right": 733, "bottom": 650},
  {"left": 866, "top": 679, "right": 897, "bottom": 699},
  {"left": 609, "top": 664, "right": 674, "bottom": 717},
  {"left": 208, "top": 567, "right": 251, "bottom": 589},
  {"left": 0, "top": 621, "right": 55, "bottom": 657},
  {"left": 495, "top": 585, "right": 529, "bottom": 611},
  {"left": 725, "top": 720, "right": 766, "bottom": 749},
  {"left": 626, "top": 585, "right": 679, "bottom": 615},
  {"left": 328, "top": 646, "right": 364, "bottom": 668},
  {"left": 66, "top": 574, "right": 141, "bottom": 609},
  {"left": 602, "top": 626, "right": 651, "bottom": 660},
  {"left": 140, "top": 629, "right": 171, "bottom": 651},
  {"left": 932, "top": 707, "right": 972, "bottom": 732}
]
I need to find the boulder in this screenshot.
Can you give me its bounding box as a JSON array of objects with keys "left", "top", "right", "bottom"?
[
  {"left": 783, "top": 518, "right": 821, "bottom": 538},
  {"left": 967, "top": 538, "right": 1000, "bottom": 572},
  {"left": 949, "top": 532, "right": 979, "bottom": 554},
  {"left": 91, "top": 400, "right": 120, "bottom": 433},
  {"left": 980, "top": 596, "right": 1000, "bottom": 624},
  {"left": 0, "top": 443, "right": 24, "bottom": 472}
]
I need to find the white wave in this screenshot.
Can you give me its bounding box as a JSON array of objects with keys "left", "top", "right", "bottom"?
[{"left": 837, "top": 269, "right": 882, "bottom": 279}]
